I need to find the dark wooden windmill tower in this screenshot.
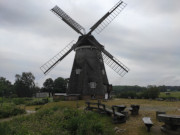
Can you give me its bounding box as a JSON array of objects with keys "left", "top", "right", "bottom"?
[{"left": 40, "top": 0, "right": 129, "bottom": 99}]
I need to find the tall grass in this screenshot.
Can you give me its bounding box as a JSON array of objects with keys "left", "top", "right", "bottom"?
[
  {"left": 0, "top": 104, "right": 25, "bottom": 118},
  {"left": 1, "top": 98, "right": 179, "bottom": 135},
  {"left": 0, "top": 105, "right": 114, "bottom": 135}
]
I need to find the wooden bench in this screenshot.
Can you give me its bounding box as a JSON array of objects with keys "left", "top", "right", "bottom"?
[
  {"left": 142, "top": 117, "right": 153, "bottom": 132},
  {"left": 85, "top": 101, "right": 126, "bottom": 124},
  {"left": 121, "top": 111, "right": 129, "bottom": 120},
  {"left": 112, "top": 106, "right": 126, "bottom": 124},
  {"left": 85, "top": 101, "right": 112, "bottom": 114},
  {"left": 103, "top": 107, "right": 112, "bottom": 116},
  {"left": 112, "top": 107, "right": 124, "bottom": 117},
  {"left": 85, "top": 101, "right": 104, "bottom": 110},
  {"left": 112, "top": 105, "right": 126, "bottom": 113}
]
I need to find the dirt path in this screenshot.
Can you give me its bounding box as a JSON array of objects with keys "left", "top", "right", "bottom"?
[{"left": 141, "top": 106, "right": 178, "bottom": 111}]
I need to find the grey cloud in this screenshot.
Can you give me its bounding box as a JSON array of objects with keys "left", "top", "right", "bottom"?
[
  {"left": 0, "top": 0, "right": 180, "bottom": 86},
  {"left": 0, "top": 0, "right": 42, "bottom": 26},
  {"left": 0, "top": 0, "right": 79, "bottom": 39},
  {"left": 128, "top": 0, "right": 180, "bottom": 15}
]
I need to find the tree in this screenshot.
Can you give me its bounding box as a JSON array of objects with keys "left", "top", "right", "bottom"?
[
  {"left": 140, "top": 85, "right": 160, "bottom": 99},
  {"left": 158, "top": 85, "right": 166, "bottom": 92},
  {"left": 14, "top": 72, "right": 35, "bottom": 97},
  {"left": 43, "top": 78, "right": 54, "bottom": 97},
  {"left": 120, "top": 91, "right": 137, "bottom": 99},
  {"left": 54, "top": 77, "right": 67, "bottom": 93},
  {"left": 0, "top": 77, "right": 12, "bottom": 97},
  {"left": 147, "top": 86, "right": 160, "bottom": 99}
]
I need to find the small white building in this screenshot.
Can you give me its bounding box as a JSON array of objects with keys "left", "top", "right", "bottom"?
[{"left": 36, "top": 92, "right": 50, "bottom": 98}]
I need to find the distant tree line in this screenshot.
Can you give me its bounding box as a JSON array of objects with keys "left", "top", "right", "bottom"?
[
  {"left": 42, "top": 77, "right": 67, "bottom": 97},
  {"left": 0, "top": 72, "right": 67, "bottom": 98},
  {"left": 113, "top": 85, "right": 180, "bottom": 99},
  {"left": 1, "top": 72, "right": 180, "bottom": 98}
]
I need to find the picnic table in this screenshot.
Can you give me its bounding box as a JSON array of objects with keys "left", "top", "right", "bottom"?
[
  {"left": 85, "top": 101, "right": 126, "bottom": 124},
  {"left": 129, "top": 105, "right": 140, "bottom": 115},
  {"left": 112, "top": 105, "right": 126, "bottom": 113},
  {"left": 158, "top": 114, "right": 180, "bottom": 134}
]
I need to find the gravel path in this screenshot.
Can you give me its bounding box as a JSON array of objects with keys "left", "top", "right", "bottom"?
[{"left": 140, "top": 106, "right": 178, "bottom": 111}]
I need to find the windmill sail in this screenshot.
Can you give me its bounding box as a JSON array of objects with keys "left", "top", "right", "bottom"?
[
  {"left": 40, "top": 40, "right": 75, "bottom": 74},
  {"left": 87, "top": 37, "right": 129, "bottom": 77},
  {"left": 101, "top": 50, "right": 129, "bottom": 77},
  {"left": 51, "top": 6, "right": 85, "bottom": 35},
  {"left": 40, "top": 1, "right": 129, "bottom": 99},
  {"left": 89, "top": 0, "right": 126, "bottom": 34}
]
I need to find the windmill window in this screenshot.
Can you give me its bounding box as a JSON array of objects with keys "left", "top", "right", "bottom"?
[
  {"left": 103, "top": 85, "right": 107, "bottom": 91},
  {"left": 76, "top": 69, "right": 81, "bottom": 74},
  {"left": 89, "top": 82, "right": 97, "bottom": 88},
  {"left": 102, "top": 70, "right": 105, "bottom": 75}
]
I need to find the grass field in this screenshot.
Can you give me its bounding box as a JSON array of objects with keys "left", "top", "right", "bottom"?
[
  {"left": 0, "top": 98, "right": 180, "bottom": 135},
  {"left": 105, "top": 98, "right": 180, "bottom": 135},
  {"left": 41, "top": 99, "right": 180, "bottom": 135},
  {"left": 159, "top": 91, "right": 180, "bottom": 99}
]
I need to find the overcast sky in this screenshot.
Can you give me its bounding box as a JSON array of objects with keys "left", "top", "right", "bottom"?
[{"left": 0, "top": 0, "right": 180, "bottom": 86}]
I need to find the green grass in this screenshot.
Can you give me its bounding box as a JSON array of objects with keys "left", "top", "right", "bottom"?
[
  {"left": 0, "top": 105, "right": 114, "bottom": 135},
  {"left": 159, "top": 91, "right": 180, "bottom": 99},
  {"left": 0, "top": 98, "right": 180, "bottom": 135},
  {"left": 0, "top": 104, "right": 25, "bottom": 119},
  {"left": 0, "top": 97, "right": 52, "bottom": 106}
]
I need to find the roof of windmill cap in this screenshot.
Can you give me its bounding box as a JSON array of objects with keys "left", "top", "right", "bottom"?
[{"left": 76, "top": 35, "right": 104, "bottom": 48}]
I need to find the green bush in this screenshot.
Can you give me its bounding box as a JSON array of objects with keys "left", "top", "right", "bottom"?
[
  {"left": 115, "top": 91, "right": 138, "bottom": 99},
  {"left": 61, "top": 108, "right": 112, "bottom": 135},
  {"left": 0, "top": 105, "right": 25, "bottom": 118},
  {"left": 13, "top": 98, "right": 26, "bottom": 105},
  {"left": 9, "top": 94, "right": 18, "bottom": 98},
  {"left": 0, "top": 122, "right": 11, "bottom": 134},
  {"left": 0, "top": 97, "right": 12, "bottom": 103},
  {"left": 0, "top": 106, "right": 114, "bottom": 135},
  {"left": 26, "top": 98, "right": 48, "bottom": 106}
]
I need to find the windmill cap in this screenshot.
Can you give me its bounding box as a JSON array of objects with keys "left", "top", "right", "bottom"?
[{"left": 76, "top": 35, "right": 104, "bottom": 48}]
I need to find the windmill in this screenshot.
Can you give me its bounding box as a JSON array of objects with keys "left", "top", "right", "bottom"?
[{"left": 40, "top": 0, "right": 129, "bottom": 99}]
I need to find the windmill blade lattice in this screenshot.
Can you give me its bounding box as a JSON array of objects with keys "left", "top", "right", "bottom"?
[
  {"left": 90, "top": 0, "right": 127, "bottom": 34},
  {"left": 101, "top": 52, "right": 129, "bottom": 77},
  {"left": 87, "top": 37, "right": 129, "bottom": 77},
  {"left": 40, "top": 40, "right": 75, "bottom": 74},
  {"left": 51, "top": 6, "right": 85, "bottom": 35}
]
